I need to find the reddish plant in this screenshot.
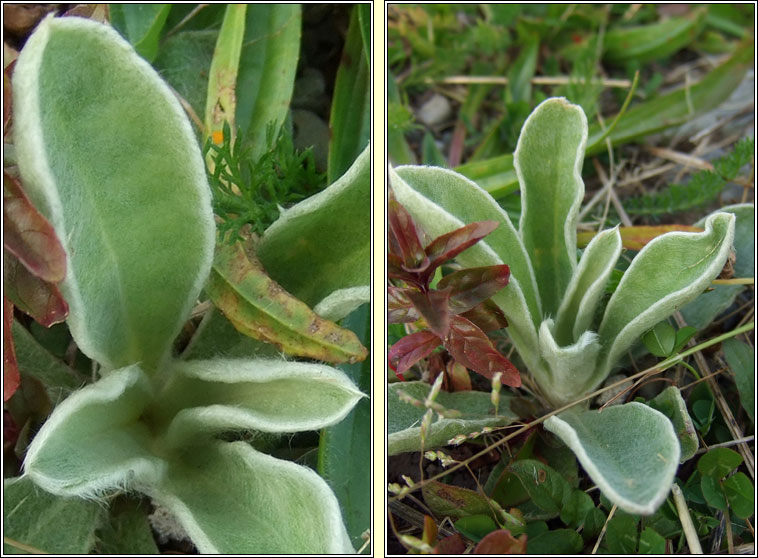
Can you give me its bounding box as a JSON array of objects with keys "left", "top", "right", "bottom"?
[{"left": 388, "top": 192, "right": 520, "bottom": 387}]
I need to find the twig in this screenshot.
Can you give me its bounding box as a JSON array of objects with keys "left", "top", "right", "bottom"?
[
  {"left": 591, "top": 503, "right": 617, "bottom": 554},
  {"left": 674, "top": 312, "right": 755, "bottom": 480},
  {"left": 693, "top": 436, "right": 755, "bottom": 456},
  {"left": 388, "top": 322, "right": 755, "bottom": 503},
  {"left": 431, "top": 75, "right": 632, "bottom": 88},
  {"left": 672, "top": 483, "right": 703, "bottom": 554},
  {"left": 2, "top": 537, "right": 46, "bottom": 554}
]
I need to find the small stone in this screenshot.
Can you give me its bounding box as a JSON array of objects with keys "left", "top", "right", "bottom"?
[{"left": 416, "top": 93, "right": 451, "bottom": 126}]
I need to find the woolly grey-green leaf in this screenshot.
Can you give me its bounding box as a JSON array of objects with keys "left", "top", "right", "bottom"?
[
  {"left": 515, "top": 97, "right": 587, "bottom": 316},
  {"left": 544, "top": 403, "right": 680, "bottom": 515},
  {"left": 150, "top": 440, "right": 354, "bottom": 554},
  {"left": 598, "top": 212, "right": 735, "bottom": 378},
  {"left": 159, "top": 358, "right": 364, "bottom": 446},
  {"left": 23, "top": 364, "right": 164, "bottom": 498},
  {"left": 388, "top": 381, "right": 517, "bottom": 455},
  {"left": 12, "top": 16, "right": 215, "bottom": 374},
  {"left": 258, "top": 145, "right": 370, "bottom": 307}
]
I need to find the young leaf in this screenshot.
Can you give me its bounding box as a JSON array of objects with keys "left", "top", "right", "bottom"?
[
  {"left": 514, "top": 97, "right": 587, "bottom": 317},
  {"left": 438, "top": 265, "right": 511, "bottom": 314},
  {"left": 405, "top": 289, "right": 452, "bottom": 339},
  {"left": 424, "top": 220, "right": 499, "bottom": 274},
  {"left": 12, "top": 16, "right": 215, "bottom": 373},
  {"left": 445, "top": 315, "right": 521, "bottom": 387},
  {"left": 388, "top": 330, "right": 441, "bottom": 375},
  {"left": 722, "top": 473, "right": 754, "bottom": 519},
  {"left": 697, "top": 448, "right": 743, "bottom": 479},
  {"left": 388, "top": 196, "right": 430, "bottom": 272},
  {"left": 206, "top": 240, "right": 367, "bottom": 364}
]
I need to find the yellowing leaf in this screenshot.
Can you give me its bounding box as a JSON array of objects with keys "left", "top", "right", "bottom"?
[{"left": 206, "top": 240, "right": 368, "bottom": 364}]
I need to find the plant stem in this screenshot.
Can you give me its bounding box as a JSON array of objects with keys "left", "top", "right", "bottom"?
[{"left": 672, "top": 483, "right": 703, "bottom": 554}]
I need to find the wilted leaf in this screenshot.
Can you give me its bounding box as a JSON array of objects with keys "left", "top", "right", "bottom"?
[
  {"left": 445, "top": 316, "right": 520, "bottom": 387},
  {"left": 3, "top": 298, "right": 20, "bottom": 402},
  {"left": 474, "top": 529, "right": 527, "bottom": 554},
  {"left": 388, "top": 330, "right": 441, "bottom": 375},
  {"left": 577, "top": 225, "right": 704, "bottom": 251},
  {"left": 421, "top": 515, "right": 438, "bottom": 546},
  {"left": 3, "top": 172, "right": 66, "bottom": 283},
  {"left": 422, "top": 480, "right": 492, "bottom": 520},
  {"left": 4, "top": 252, "right": 68, "bottom": 327},
  {"left": 206, "top": 240, "right": 367, "bottom": 364},
  {"left": 439, "top": 265, "right": 510, "bottom": 314}
]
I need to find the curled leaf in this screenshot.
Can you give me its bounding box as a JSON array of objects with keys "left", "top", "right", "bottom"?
[{"left": 206, "top": 240, "right": 368, "bottom": 364}]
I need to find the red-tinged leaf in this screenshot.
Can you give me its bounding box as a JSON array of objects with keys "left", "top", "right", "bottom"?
[
  {"left": 3, "top": 172, "right": 67, "bottom": 283},
  {"left": 422, "top": 515, "right": 439, "bottom": 546},
  {"left": 473, "top": 530, "right": 528, "bottom": 554},
  {"left": 4, "top": 60, "right": 15, "bottom": 137},
  {"left": 405, "top": 289, "right": 452, "bottom": 339},
  {"left": 438, "top": 265, "right": 510, "bottom": 314},
  {"left": 388, "top": 253, "right": 424, "bottom": 287},
  {"left": 388, "top": 330, "right": 441, "bottom": 376},
  {"left": 577, "top": 225, "right": 703, "bottom": 251},
  {"left": 447, "top": 360, "right": 472, "bottom": 392},
  {"left": 444, "top": 315, "right": 521, "bottom": 387},
  {"left": 461, "top": 300, "right": 509, "bottom": 333},
  {"left": 388, "top": 197, "right": 429, "bottom": 272},
  {"left": 4, "top": 252, "right": 69, "bottom": 327},
  {"left": 424, "top": 221, "right": 498, "bottom": 273},
  {"left": 3, "top": 298, "right": 20, "bottom": 402},
  {"left": 433, "top": 534, "right": 466, "bottom": 554},
  {"left": 388, "top": 286, "right": 419, "bottom": 323}
]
